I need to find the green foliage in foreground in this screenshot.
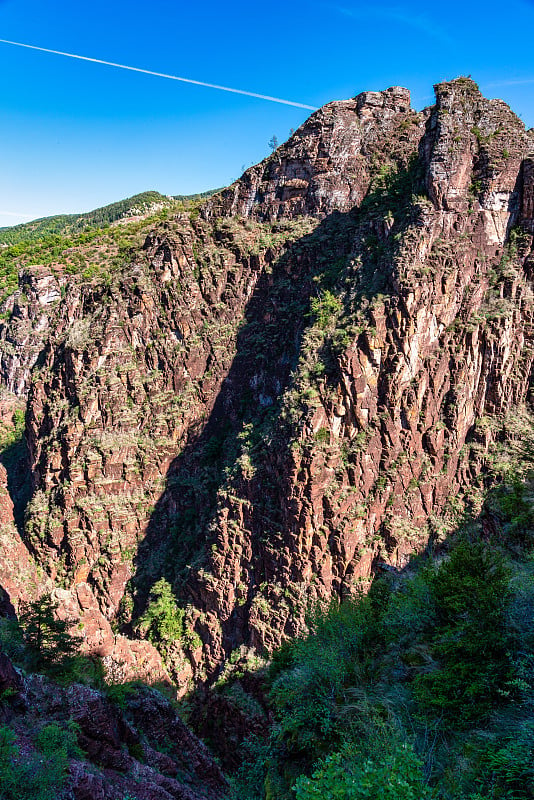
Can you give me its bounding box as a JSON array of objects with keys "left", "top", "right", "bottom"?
[
  {"left": 0, "top": 721, "right": 80, "bottom": 800},
  {"left": 294, "top": 741, "right": 434, "bottom": 800},
  {"left": 413, "top": 541, "right": 512, "bottom": 723},
  {"left": 229, "top": 472, "right": 534, "bottom": 800}
]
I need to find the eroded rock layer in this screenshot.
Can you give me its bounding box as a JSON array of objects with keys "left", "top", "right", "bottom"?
[{"left": 0, "top": 78, "right": 533, "bottom": 686}]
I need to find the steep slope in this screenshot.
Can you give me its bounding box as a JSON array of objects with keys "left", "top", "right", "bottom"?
[
  {"left": 0, "top": 78, "right": 533, "bottom": 688},
  {"left": 0, "top": 645, "right": 228, "bottom": 800},
  {"left": 203, "top": 86, "right": 414, "bottom": 220}
]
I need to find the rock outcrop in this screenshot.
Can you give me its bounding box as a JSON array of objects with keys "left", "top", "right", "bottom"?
[
  {"left": 0, "top": 266, "right": 65, "bottom": 396},
  {"left": 3, "top": 665, "right": 228, "bottom": 799},
  {"left": 0, "top": 78, "right": 532, "bottom": 687},
  {"left": 203, "top": 86, "right": 420, "bottom": 221}
]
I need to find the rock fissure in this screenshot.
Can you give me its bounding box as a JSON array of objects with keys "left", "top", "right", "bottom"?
[{"left": 0, "top": 78, "right": 531, "bottom": 689}]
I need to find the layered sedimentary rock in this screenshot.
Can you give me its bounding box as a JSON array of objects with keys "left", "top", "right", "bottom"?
[
  {"left": 0, "top": 78, "right": 532, "bottom": 686},
  {"left": 0, "top": 647, "right": 228, "bottom": 799},
  {"left": 203, "top": 86, "right": 417, "bottom": 221},
  {"left": 0, "top": 266, "right": 65, "bottom": 395}
]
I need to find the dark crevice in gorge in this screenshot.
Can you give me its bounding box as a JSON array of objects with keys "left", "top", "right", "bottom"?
[
  {"left": 126, "top": 207, "right": 364, "bottom": 667},
  {"left": 0, "top": 436, "right": 31, "bottom": 536},
  {"left": 125, "top": 152, "right": 467, "bottom": 678},
  {"left": 0, "top": 78, "right": 531, "bottom": 693},
  {"left": 125, "top": 81, "right": 534, "bottom": 683}
]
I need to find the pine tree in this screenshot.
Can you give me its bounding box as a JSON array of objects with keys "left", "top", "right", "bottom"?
[
  {"left": 138, "top": 578, "right": 184, "bottom": 647},
  {"left": 18, "top": 594, "right": 79, "bottom": 676},
  {"left": 268, "top": 135, "right": 279, "bottom": 152}
]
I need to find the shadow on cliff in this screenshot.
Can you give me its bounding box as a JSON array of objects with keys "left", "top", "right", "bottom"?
[
  {"left": 126, "top": 158, "right": 426, "bottom": 675},
  {"left": 0, "top": 435, "right": 31, "bottom": 536},
  {"left": 186, "top": 476, "right": 534, "bottom": 771}
]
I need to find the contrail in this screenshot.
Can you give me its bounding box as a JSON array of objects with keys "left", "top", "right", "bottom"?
[{"left": 0, "top": 38, "right": 318, "bottom": 111}]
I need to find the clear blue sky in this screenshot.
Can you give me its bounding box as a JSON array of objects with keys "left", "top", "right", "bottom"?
[{"left": 1, "top": 0, "right": 533, "bottom": 228}]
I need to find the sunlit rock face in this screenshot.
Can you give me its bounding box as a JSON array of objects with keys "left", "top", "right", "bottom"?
[
  {"left": 0, "top": 78, "right": 532, "bottom": 688},
  {"left": 203, "top": 86, "right": 420, "bottom": 221}
]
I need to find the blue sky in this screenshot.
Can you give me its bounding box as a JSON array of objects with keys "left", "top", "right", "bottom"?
[{"left": 0, "top": 0, "right": 533, "bottom": 228}]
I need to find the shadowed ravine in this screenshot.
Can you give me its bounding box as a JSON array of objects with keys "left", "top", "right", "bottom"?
[{"left": 0, "top": 78, "right": 530, "bottom": 694}]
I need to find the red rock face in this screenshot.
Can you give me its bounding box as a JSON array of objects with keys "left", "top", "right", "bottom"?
[
  {"left": 0, "top": 79, "right": 533, "bottom": 685},
  {"left": 203, "top": 87, "right": 421, "bottom": 221},
  {"left": 522, "top": 156, "right": 534, "bottom": 231},
  {"left": 0, "top": 405, "right": 44, "bottom": 609},
  {"left": 0, "top": 464, "right": 13, "bottom": 526},
  {"left": 9, "top": 673, "right": 227, "bottom": 799},
  {"left": 0, "top": 267, "right": 65, "bottom": 396}
]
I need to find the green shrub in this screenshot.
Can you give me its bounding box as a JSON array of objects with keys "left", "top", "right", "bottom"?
[
  {"left": 294, "top": 740, "right": 434, "bottom": 800},
  {"left": 310, "top": 290, "right": 342, "bottom": 330},
  {"left": 228, "top": 734, "right": 273, "bottom": 800},
  {"left": 0, "top": 407, "right": 25, "bottom": 453},
  {"left": 0, "top": 724, "right": 68, "bottom": 800},
  {"left": 17, "top": 594, "right": 80, "bottom": 679},
  {"left": 413, "top": 541, "right": 512, "bottom": 724},
  {"left": 314, "top": 427, "right": 330, "bottom": 445},
  {"left": 384, "top": 566, "right": 436, "bottom": 647},
  {"left": 138, "top": 578, "right": 184, "bottom": 649},
  {"left": 473, "top": 724, "right": 534, "bottom": 799},
  {"left": 34, "top": 721, "right": 81, "bottom": 759},
  {"left": 491, "top": 476, "right": 534, "bottom": 547},
  {"left": 450, "top": 721, "right": 534, "bottom": 800},
  {"left": 269, "top": 588, "right": 388, "bottom": 777},
  {"left": 104, "top": 680, "right": 142, "bottom": 709}
]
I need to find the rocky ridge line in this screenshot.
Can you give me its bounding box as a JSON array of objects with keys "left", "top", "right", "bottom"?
[{"left": 0, "top": 78, "right": 532, "bottom": 688}]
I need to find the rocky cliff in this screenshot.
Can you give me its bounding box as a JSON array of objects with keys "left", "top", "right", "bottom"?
[
  {"left": 0, "top": 77, "right": 533, "bottom": 688},
  {"left": 0, "top": 644, "right": 228, "bottom": 800}
]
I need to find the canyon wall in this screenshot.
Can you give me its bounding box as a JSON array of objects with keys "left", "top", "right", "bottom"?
[{"left": 0, "top": 78, "right": 532, "bottom": 687}]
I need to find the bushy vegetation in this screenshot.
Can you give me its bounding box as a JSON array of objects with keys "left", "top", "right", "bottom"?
[
  {"left": 0, "top": 188, "right": 222, "bottom": 247},
  {"left": 0, "top": 190, "right": 213, "bottom": 246},
  {"left": 137, "top": 578, "right": 185, "bottom": 647},
  {"left": 0, "top": 593, "right": 103, "bottom": 686},
  {"left": 0, "top": 188, "right": 220, "bottom": 303},
  {"left": 294, "top": 740, "right": 433, "bottom": 800},
  {"left": 0, "top": 408, "right": 24, "bottom": 453},
  {"left": 0, "top": 720, "right": 80, "bottom": 800},
  {"left": 228, "top": 468, "right": 534, "bottom": 800},
  {"left": 136, "top": 578, "right": 200, "bottom": 658},
  {"left": 413, "top": 541, "right": 512, "bottom": 724},
  {"left": 17, "top": 594, "right": 80, "bottom": 675}
]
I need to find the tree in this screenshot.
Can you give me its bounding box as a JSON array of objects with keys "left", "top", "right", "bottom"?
[
  {"left": 18, "top": 594, "right": 79, "bottom": 676},
  {"left": 413, "top": 541, "right": 512, "bottom": 723},
  {"left": 268, "top": 135, "right": 279, "bottom": 152},
  {"left": 138, "top": 578, "right": 184, "bottom": 647}
]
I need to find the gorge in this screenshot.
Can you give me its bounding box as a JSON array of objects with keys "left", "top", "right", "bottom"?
[{"left": 0, "top": 76, "right": 533, "bottom": 799}]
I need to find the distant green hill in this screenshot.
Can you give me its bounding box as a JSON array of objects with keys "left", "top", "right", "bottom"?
[
  {"left": 0, "top": 189, "right": 220, "bottom": 246},
  {"left": 0, "top": 188, "right": 221, "bottom": 303}
]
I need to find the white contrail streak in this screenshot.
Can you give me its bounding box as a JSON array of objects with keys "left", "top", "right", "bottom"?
[{"left": 0, "top": 38, "right": 318, "bottom": 110}]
